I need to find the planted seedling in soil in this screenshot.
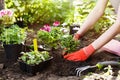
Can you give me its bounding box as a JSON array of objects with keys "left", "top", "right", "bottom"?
[{"left": 60, "top": 35, "right": 80, "bottom": 55}]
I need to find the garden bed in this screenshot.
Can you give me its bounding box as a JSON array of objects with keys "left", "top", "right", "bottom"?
[{"left": 0, "top": 31, "right": 120, "bottom": 80}]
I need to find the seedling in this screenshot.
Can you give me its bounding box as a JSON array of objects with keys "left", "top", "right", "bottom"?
[{"left": 60, "top": 35, "right": 80, "bottom": 54}]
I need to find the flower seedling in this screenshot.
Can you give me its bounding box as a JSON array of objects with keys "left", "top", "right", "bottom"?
[
  {"left": 60, "top": 35, "right": 80, "bottom": 54},
  {"left": 37, "top": 27, "right": 64, "bottom": 49}
]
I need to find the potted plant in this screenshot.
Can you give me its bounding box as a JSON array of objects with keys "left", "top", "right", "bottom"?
[
  {"left": 0, "top": 24, "right": 27, "bottom": 61},
  {"left": 18, "top": 51, "right": 53, "bottom": 75}
]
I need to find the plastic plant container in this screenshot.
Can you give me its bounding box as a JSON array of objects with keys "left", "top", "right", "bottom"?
[
  {"left": 18, "top": 57, "right": 53, "bottom": 75},
  {"left": 3, "top": 44, "right": 22, "bottom": 61}
]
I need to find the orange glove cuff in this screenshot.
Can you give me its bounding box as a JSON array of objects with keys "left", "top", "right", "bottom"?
[
  {"left": 78, "top": 49, "right": 88, "bottom": 61},
  {"left": 83, "top": 44, "right": 95, "bottom": 58}
]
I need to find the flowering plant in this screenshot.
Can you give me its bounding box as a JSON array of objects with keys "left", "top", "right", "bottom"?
[
  {"left": 40, "top": 24, "right": 51, "bottom": 32},
  {"left": 37, "top": 27, "right": 64, "bottom": 49},
  {"left": 0, "top": 9, "right": 14, "bottom": 27},
  {"left": 37, "top": 21, "right": 64, "bottom": 49},
  {"left": 39, "top": 21, "right": 60, "bottom": 32}
]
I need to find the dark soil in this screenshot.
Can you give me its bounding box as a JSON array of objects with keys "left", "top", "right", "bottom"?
[{"left": 0, "top": 31, "right": 120, "bottom": 80}]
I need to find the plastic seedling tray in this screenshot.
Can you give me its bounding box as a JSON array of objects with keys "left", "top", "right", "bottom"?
[{"left": 18, "top": 57, "right": 53, "bottom": 75}]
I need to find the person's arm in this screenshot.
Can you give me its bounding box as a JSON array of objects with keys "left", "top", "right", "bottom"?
[
  {"left": 92, "top": 4, "right": 120, "bottom": 50},
  {"left": 75, "top": 0, "right": 109, "bottom": 39},
  {"left": 64, "top": 3, "right": 120, "bottom": 61}
]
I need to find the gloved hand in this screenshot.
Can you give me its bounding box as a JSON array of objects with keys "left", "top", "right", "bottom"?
[
  {"left": 64, "top": 44, "right": 95, "bottom": 61},
  {"left": 73, "top": 33, "right": 81, "bottom": 40}
]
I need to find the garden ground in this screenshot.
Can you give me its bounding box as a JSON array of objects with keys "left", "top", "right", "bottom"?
[{"left": 0, "top": 30, "right": 120, "bottom": 80}]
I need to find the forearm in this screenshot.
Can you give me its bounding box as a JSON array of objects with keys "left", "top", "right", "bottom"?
[
  {"left": 92, "top": 23, "right": 120, "bottom": 50},
  {"left": 77, "top": 0, "right": 109, "bottom": 36},
  {"left": 92, "top": 4, "right": 120, "bottom": 50}
]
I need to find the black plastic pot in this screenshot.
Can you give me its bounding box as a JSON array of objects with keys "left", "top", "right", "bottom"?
[
  {"left": 18, "top": 57, "right": 53, "bottom": 75},
  {"left": 69, "top": 24, "right": 80, "bottom": 35},
  {"left": 3, "top": 44, "right": 23, "bottom": 61}
]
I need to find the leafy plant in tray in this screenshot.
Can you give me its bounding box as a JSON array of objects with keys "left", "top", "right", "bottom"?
[{"left": 18, "top": 51, "right": 53, "bottom": 75}]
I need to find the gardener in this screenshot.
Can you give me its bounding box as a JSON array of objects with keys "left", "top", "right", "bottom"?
[{"left": 64, "top": 0, "right": 120, "bottom": 61}]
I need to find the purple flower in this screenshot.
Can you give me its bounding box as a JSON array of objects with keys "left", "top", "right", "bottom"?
[{"left": 53, "top": 21, "right": 60, "bottom": 27}]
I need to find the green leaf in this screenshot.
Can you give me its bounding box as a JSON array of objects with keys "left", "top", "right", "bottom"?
[{"left": 19, "top": 51, "right": 51, "bottom": 65}]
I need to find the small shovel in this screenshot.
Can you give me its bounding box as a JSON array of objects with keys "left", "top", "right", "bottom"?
[{"left": 75, "top": 61, "right": 120, "bottom": 76}]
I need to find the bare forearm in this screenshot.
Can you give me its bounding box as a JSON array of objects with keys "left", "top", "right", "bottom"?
[
  {"left": 92, "top": 4, "right": 120, "bottom": 50},
  {"left": 77, "top": 0, "right": 109, "bottom": 36},
  {"left": 92, "top": 23, "right": 120, "bottom": 50},
  {"left": 77, "top": 7, "right": 104, "bottom": 35}
]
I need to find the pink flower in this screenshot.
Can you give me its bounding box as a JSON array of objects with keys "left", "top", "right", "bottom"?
[
  {"left": 0, "top": 10, "right": 5, "bottom": 17},
  {"left": 0, "top": 9, "right": 13, "bottom": 17},
  {"left": 6, "top": 9, "right": 13, "bottom": 17},
  {"left": 40, "top": 24, "right": 51, "bottom": 32},
  {"left": 43, "top": 24, "right": 50, "bottom": 28},
  {"left": 53, "top": 21, "right": 60, "bottom": 27}
]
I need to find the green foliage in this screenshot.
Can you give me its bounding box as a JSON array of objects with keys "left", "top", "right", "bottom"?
[
  {"left": 64, "top": 10, "right": 75, "bottom": 26},
  {"left": 19, "top": 51, "right": 50, "bottom": 65},
  {"left": 37, "top": 26, "right": 80, "bottom": 52},
  {"left": 37, "top": 27, "right": 64, "bottom": 49},
  {"left": 5, "top": 0, "right": 72, "bottom": 26},
  {"left": 60, "top": 35, "right": 80, "bottom": 53},
  {"left": 65, "top": 0, "right": 95, "bottom": 25},
  {"left": 0, "top": 25, "right": 27, "bottom": 44}
]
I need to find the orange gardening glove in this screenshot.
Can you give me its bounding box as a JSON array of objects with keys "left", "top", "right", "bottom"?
[
  {"left": 64, "top": 44, "right": 95, "bottom": 61},
  {"left": 73, "top": 33, "right": 81, "bottom": 40}
]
